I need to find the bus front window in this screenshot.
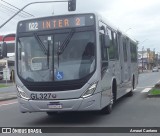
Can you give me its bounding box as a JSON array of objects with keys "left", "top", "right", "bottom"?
[{"left": 17, "top": 31, "right": 95, "bottom": 82}]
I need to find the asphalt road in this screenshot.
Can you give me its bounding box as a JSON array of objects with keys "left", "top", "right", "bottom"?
[{"left": 0, "top": 71, "right": 160, "bottom": 135}]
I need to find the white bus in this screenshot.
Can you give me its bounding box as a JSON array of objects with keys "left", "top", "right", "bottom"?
[{"left": 14, "top": 13, "right": 138, "bottom": 115}]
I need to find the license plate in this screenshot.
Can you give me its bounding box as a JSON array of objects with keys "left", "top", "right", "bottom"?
[
  {"left": 48, "top": 104, "right": 62, "bottom": 109},
  {"left": 30, "top": 93, "right": 56, "bottom": 100}
]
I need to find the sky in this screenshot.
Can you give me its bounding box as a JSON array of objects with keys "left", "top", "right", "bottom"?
[{"left": 0, "top": 0, "right": 160, "bottom": 52}]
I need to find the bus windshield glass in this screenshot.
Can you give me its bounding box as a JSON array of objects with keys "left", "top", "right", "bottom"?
[{"left": 17, "top": 31, "right": 95, "bottom": 82}]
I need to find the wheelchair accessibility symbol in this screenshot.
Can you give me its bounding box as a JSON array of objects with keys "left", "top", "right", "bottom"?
[{"left": 56, "top": 71, "right": 63, "bottom": 80}]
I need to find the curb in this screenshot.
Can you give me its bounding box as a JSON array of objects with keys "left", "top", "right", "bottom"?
[
  {"left": 147, "top": 87, "right": 160, "bottom": 98},
  {"left": 148, "top": 94, "right": 160, "bottom": 98},
  {"left": 0, "top": 96, "right": 17, "bottom": 101},
  {"left": 0, "top": 86, "right": 16, "bottom": 91}
]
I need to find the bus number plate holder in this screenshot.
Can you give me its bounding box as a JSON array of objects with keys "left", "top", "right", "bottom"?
[{"left": 48, "top": 103, "right": 62, "bottom": 109}]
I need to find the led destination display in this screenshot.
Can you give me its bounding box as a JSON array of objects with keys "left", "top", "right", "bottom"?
[{"left": 18, "top": 14, "right": 95, "bottom": 32}]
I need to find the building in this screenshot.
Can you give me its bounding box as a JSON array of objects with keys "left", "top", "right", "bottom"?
[
  {"left": 0, "top": 34, "right": 15, "bottom": 59},
  {"left": 138, "top": 48, "right": 158, "bottom": 70},
  {"left": 0, "top": 34, "right": 15, "bottom": 81}
]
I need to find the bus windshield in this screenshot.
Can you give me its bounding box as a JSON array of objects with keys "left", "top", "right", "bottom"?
[{"left": 17, "top": 31, "right": 95, "bottom": 82}]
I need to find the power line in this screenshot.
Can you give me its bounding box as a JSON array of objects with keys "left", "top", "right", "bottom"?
[
  {"left": 0, "top": 7, "right": 22, "bottom": 22},
  {"left": 1, "top": 0, "right": 35, "bottom": 17},
  {"left": 1, "top": 3, "right": 29, "bottom": 18},
  {"left": 0, "top": 6, "right": 15, "bottom": 16},
  {"left": 0, "top": 6, "right": 28, "bottom": 20},
  {"left": 0, "top": 3, "right": 28, "bottom": 18}
]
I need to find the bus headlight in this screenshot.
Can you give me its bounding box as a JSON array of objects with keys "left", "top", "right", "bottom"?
[
  {"left": 82, "top": 82, "right": 98, "bottom": 98},
  {"left": 16, "top": 86, "right": 30, "bottom": 100}
]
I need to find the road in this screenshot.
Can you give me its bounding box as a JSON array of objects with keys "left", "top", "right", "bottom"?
[{"left": 0, "top": 71, "right": 160, "bottom": 135}]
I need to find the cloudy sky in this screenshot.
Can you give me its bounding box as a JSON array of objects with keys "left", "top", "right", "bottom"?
[{"left": 0, "top": 0, "right": 160, "bottom": 52}]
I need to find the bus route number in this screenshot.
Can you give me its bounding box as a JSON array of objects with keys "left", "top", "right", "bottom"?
[
  {"left": 76, "top": 18, "right": 81, "bottom": 26},
  {"left": 28, "top": 22, "right": 38, "bottom": 31}
]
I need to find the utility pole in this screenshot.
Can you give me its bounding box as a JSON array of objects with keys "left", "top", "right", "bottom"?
[
  {"left": 139, "top": 39, "right": 148, "bottom": 72},
  {"left": 142, "top": 46, "right": 144, "bottom": 72},
  {"left": 153, "top": 48, "right": 155, "bottom": 67},
  {"left": 147, "top": 48, "right": 151, "bottom": 70}
]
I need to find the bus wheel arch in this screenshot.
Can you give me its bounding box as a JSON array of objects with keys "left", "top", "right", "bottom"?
[
  {"left": 127, "top": 74, "right": 135, "bottom": 97},
  {"left": 100, "top": 78, "right": 117, "bottom": 114}
]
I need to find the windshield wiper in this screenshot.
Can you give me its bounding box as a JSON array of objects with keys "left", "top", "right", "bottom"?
[
  {"left": 34, "top": 33, "right": 50, "bottom": 69},
  {"left": 57, "top": 29, "right": 75, "bottom": 67},
  {"left": 47, "top": 40, "right": 50, "bottom": 69},
  {"left": 34, "top": 33, "right": 47, "bottom": 55}
]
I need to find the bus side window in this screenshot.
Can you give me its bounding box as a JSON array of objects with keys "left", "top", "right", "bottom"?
[
  {"left": 100, "top": 33, "right": 108, "bottom": 70},
  {"left": 123, "top": 38, "right": 128, "bottom": 62},
  {"left": 99, "top": 21, "right": 109, "bottom": 76},
  {"left": 130, "top": 42, "right": 137, "bottom": 62}
]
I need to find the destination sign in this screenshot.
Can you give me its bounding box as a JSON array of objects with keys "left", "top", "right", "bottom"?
[{"left": 18, "top": 14, "right": 95, "bottom": 32}]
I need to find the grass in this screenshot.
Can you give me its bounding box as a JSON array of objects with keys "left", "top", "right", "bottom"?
[
  {"left": 150, "top": 88, "right": 160, "bottom": 95},
  {"left": 0, "top": 84, "right": 9, "bottom": 88}
]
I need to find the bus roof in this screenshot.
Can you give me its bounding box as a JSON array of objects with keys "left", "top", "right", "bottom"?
[{"left": 17, "top": 12, "right": 138, "bottom": 44}]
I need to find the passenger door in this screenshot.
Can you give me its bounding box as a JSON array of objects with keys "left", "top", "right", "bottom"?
[
  {"left": 122, "top": 37, "right": 130, "bottom": 82},
  {"left": 99, "top": 22, "right": 112, "bottom": 107}
]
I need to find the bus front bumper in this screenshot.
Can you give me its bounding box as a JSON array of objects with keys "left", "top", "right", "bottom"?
[{"left": 18, "top": 92, "right": 102, "bottom": 113}]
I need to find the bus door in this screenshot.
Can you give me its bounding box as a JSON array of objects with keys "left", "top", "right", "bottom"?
[
  {"left": 122, "top": 37, "right": 130, "bottom": 83},
  {"left": 117, "top": 33, "right": 124, "bottom": 84},
  {"left": 118, "top": 35, "right": 129, "bottom": 84},
  {"left": 99, "top": 22, "right": 112, "bottom": 107},
  {"left": 127, "top": 39, "right": 132, "bottom": 80}
]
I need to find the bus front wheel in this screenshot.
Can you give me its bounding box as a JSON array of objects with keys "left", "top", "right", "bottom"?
[
  {"left": 101, "top": 103, "right": 112, "bottom": 114},
  {"left": 100, "top": 93, "right": 114, "bottom": 114}
]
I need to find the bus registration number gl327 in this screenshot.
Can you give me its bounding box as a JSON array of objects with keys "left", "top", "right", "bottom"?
[{"left": 30, "top": 93, "right": 56, "bottom": 100}]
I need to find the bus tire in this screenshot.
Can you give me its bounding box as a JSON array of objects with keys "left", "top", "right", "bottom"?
[
  {"left": 112, "top": 80, "right": 117, "bottom": 103},
  {"left": 100, "top": 93, "right": 114, "bottom": 115},
  {"left": 127, "top": 89, "right": 133, "bottom": 97},
  {"left": 100, "top": 81, "right": 116, "bottom": 115},
  {"left": 101, "top": 103, "right": 112, "bottom": 114}
]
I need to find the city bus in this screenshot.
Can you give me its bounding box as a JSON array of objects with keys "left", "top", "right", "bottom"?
[{"left": 15, "top": 13, "right": 138, "bottom": 115}]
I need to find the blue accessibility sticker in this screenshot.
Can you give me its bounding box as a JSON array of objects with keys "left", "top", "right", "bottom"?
[{"left": 56, "top": 71, "right": 63, "bottom": 80}]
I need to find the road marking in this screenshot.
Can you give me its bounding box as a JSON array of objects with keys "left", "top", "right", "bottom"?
[
  {"left": 156, "top": 80, "right": 160, "bottom": 84},
  {"left": 0, "top": 102, "right": 17, "bottom": 107},
  {"left": 0, "top": 100, "right": 18, "bottom": 107},
  {"left": 141, "top": 88, "right": 151, "bottom": 93},
  {"left": 137, "top": 86, "right": 153, "bottom": 89}
]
